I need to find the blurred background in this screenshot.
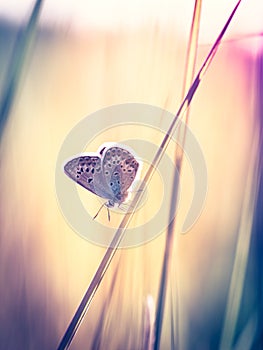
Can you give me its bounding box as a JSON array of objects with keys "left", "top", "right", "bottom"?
[{"left": 0, "top": 0, "right": 262, "bottom": 349}]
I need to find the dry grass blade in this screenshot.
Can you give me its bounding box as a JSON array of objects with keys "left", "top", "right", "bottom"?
[
  {"left": 89, "top": 266, "right": 119, "bottom": 350},
  {"left": 143, "top": 295, "right": 156, "bottom": 350},
  {"left": 153, "top": 1, "right": 202, "bottom": 349},
  {"left": 56, "top": 1, "right": 242, "bottom": 349}
]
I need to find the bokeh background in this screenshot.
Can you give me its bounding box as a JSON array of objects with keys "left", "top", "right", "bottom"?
[{"left": 0, "top": 0, "right": 262, "bottom": 349}]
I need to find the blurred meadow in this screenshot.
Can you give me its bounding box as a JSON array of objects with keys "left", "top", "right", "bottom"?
[{"left": 0, "top": 0, "right": 262, "bottom": 349}]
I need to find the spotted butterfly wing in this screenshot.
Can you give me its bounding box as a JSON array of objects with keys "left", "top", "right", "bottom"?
[
  {"left": 117, "top": 157, "right": 139, "bottom": 193},
  {"left": 102, "top": 147, "right": 139, "bottom": 203},
  {"left": 64, "top": 155, "right": 112, "bottom": 200}
]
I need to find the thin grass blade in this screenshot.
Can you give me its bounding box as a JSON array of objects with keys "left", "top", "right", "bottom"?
[
  {"left": 56, "top": 2, "right": 242, "bottom": 349},
  {"left": 153, "top": 2, "right": 202, "bottom": 348},
  {"left": 219, "top": 137, "right": 259, "bottom": 350}
]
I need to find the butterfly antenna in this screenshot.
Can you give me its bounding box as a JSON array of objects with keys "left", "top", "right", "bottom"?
[{"left": 93, "top": 203, "right": 105, "bottom": 220}]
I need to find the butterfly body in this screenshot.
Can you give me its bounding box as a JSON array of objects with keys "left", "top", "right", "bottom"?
[{"left": 64, "top": 145, "right": 139, "bottom": 211}]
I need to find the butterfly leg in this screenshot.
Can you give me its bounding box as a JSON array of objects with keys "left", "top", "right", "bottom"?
[
  {"left": 93, "top": 202, "right": 111, "bottom": 221},
  {"left": 93, "top": 203, "right": 106, "bottom": 220}
]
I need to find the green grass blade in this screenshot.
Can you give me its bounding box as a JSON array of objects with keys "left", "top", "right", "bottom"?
[{"left": 0, "top": 0, "right": 43, "bottom": 140}]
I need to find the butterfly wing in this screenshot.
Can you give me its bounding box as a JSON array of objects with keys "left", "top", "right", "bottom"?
[
  {"left": 116, "top": 157, "right": 139, "bottom": 193},
  {"left": 102, "top": 147, "right": 139, "bottom": 203},
  {"left": 64, "top": 155, "right": 112, "bottom": 199}
]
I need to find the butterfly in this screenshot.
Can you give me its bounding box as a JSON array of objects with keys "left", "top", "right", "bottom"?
[{"left": 64, "top": 144, "right": 140, "bottom": 220}]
